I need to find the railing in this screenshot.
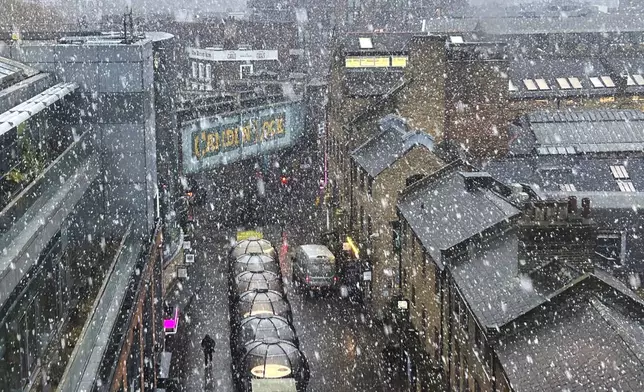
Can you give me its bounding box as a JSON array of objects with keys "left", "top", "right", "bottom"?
[
  {"left": 94, "top": 219, "right": 163, "bottom": 391},
  {"left": 0, "top": 131, "right": 95, "bottom": 250}
]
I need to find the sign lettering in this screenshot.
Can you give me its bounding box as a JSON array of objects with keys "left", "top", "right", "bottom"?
[{"left": 191, "top": 114, "right": 286, "bottom": 160}]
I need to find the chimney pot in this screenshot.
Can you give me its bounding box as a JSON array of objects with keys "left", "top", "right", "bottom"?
[
  {"left": 568, "top": 196, "right": 578, "bottom": 214},
  {"left": 582, "top": 198, "right": 591, "bottom": 219}
]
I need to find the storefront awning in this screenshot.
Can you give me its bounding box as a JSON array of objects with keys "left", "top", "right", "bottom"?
[{"left": 0, "top": 82, "right": 78, "bottom": 135}]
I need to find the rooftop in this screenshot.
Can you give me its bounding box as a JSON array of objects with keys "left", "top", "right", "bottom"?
[
  {"left": 397, "top": 165, "right": 520, "bottom": 267},
  {"left": 507, "top": 109, "right": 644, "bottom": 155},
  {"left": 341, "top": 32, "right": 415, "bottom": 54},
  {"left": 0, "top": 56, "right": 40, "bottom": 90},
  {"left": 351, "top": 114, "right": 434, "bottom": 178},
  {"left": 496, "top": 271, "right": 644, "bottom": 392}
]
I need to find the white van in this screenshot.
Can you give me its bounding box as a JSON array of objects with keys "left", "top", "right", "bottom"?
[{"left": 292, "top": 245, "right": 336, "bottom": 291}]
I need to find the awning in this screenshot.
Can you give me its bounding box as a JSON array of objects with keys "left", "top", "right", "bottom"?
[{"left": 0, "top": 82, "right": 78, "bottom": 136}]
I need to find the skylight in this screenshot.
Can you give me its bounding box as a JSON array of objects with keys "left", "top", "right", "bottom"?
[
  {"left": 633, "top": 74, "right": 644, "bottom": 86},
  {"left": 556, "top": 78, "right": 571, "bottom": 89},
  {"left": 600, "top": 76, "right": 616, "bottom": 88},
  {"left": 559, "top": 184, "right": 577, "bottom": 192},
  {"left": 359, "top": 37, "right": 373, "bottom": 49},
  {"left": 535, "top": 78, "right": 550, "bottom": 90},
  {"left": 589, "top": 77, "right": 604, "bottom": 88},
  {"left": 509, "top": 80, "right": 518, "bottom": 91},
  {"left": 627, "top": 75, "right": 636, "bottom": 86},
  {"left": 617, "top": 180, "right": 636, "bottom": 192},
  {"left": 568, "top": 77, "right": 583, "bottom": 89},
  {"left": 610, "top": 165, "right": 629, "bottom": 180},
  {"left": 523, "top": 79, "right": 538, "bottom": 91},
  {"left": 450, "top": 36, "right": 464, "bottom": 44}
]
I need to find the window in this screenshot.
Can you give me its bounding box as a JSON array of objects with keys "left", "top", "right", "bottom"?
[
  {"left": 617, "top": 180, "right": 636, "bottom": 192},
  {"left": 205, "top": 64, "right": 212, "bottom": 80},
  {"left": 434, "top": 267, "right": 441, "bottom": 295},
  {"left": 433, "top": 327, "right": 440, "bottom": 360},
  {"left": 461, "top": 305, "right": 468, "bottom": 335},
  {"left": 475, "top": 327, "right": 482, "bottom": 352},
  {"left": 556, "top": 77, "right": 571, "bottom": 89},
  {"left": 464, "top": 356, "right": 470, "bottom": 391},
  {"left": 367, "top": 176, "right": 373, "bottom": 196},
  {"left": 534, "top": 78, "right": 550, "bottom": 90},
  {"left": 475, "top": 378, "right": 481, "bottom": 392},
  {"left": 596, "top": 232, "right": 625, "bottom": 265},
  {"left": 610, "top": 165, "right": 629, "bottom": 179},
  {"left": 367, "top": 215, "right": 373, "bottom": 239},
  {"left": 198, "top": 62, "right": 205, "bottom": 79},
  {"left": 360, "top": 171, "right": 365, "bottom": 191},
  {"left": 191, "top": 61, "right": 198, "bottom": 78},
  {"left": 360, "top": 206, "right": 364, "bottom": 233},
  {"left": 568, "top": 77, "right": 583, "bottom": 89},
  {"left": 589, "top": 76, "right": 604, "bottom": 88},
  {"left": 411, "top": 285, "right": 416, "bottom": 304},
  {"left": 392, "top": 221, "right": 402, "bottom": 255},
  {"left": 453, "top": 294, "right": 460, "bottom": 317},
  {"left": 422, "top": 309, "right": 428, "bottom": 335},
  {"left": 523, "top": 79, "right": 538, "bottom": 91},
  {"left": 359, "top": 37, "right": 373, "bottom": 49},
  {"left": 422, "top": 257, "right": 427, "bottom": 277},
  {"left": 559, "top": 184, "right": 577, "bottom": 192},
  {"left": 601, "top": 76, "right": 616, "bottom": 87},
  {"left": 240, "top": 64, "right": 253, "bottom": 79}
]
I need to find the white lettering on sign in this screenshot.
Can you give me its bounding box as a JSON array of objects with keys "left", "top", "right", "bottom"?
[{"left": 187, "top": 47, "right": 279, "bottom": 62}]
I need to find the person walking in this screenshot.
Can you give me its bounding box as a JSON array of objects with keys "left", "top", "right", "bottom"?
[{"left": 201, "top": 334, "right": 216, "bottom": 367}]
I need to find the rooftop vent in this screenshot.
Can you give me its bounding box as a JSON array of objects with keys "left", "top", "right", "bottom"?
[{"left": 460, "top": 171, "right": 494, "bottom": 192}]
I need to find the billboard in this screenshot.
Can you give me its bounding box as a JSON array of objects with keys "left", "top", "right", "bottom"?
[
  {"left": 187, "top": 47, "right": 279, "bottom": 62},
  {"left": 181, "top": 101, "right": 304, "bottom": 173}
]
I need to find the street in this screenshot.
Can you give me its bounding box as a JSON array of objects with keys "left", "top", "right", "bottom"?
[{"left": 169, "top": 146, "right": 412, "bottom": 392}]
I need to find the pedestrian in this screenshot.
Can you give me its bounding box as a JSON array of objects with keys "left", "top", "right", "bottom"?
[{"left": 201, "top": 334, "right": 215, "bottom": 367}]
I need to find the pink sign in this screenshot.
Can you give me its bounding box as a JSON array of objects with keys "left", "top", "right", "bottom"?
[{"left": 164, "top": 306, "right": 179, "bottom": 335}]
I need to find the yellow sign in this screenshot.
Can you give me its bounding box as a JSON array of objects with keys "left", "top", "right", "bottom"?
[
  {"left": 600, "top": 96, "right": 615, "bottom": 103},
  {"left": 11, "top": 32, "right": 20, "bottom": 41},
  {"left": 237, "top": 231, "right": 264, "bottom": 241},
  {"left": 251, "top": 364, "right": 293, "bottom": 378},
  {"left": 344, "top": 56, "right": 406, "bottom": 68},
  {"left": 391, "top": 56, "right": 408, "bottom": 67},
  {"left": 192, "top": 114, "right": 285, "bottom": 160},
  {"left": 346, "top": 236, "right": 360, "bottom": 258},
  {"left": 345, "top": 58, "right": 362, "bottom": 68}
]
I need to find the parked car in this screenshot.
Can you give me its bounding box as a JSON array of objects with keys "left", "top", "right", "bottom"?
[{"left": 291, "top": 245, "right": 337, "bottom": 294}]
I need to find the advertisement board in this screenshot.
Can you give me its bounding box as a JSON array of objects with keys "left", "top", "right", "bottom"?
[
  {"left": 187, "top": 47, "right": 279, "bottom": 62},
  {"left": 181, "top": 101, "right": 304, "bottom": 173}
]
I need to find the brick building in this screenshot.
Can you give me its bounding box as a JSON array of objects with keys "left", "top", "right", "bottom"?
[
  {"left": 395, "top": 163, "right": 644, "bottom": 390},
  {"left": 347, "top": 114, "right": 442, "bottom": 316}
]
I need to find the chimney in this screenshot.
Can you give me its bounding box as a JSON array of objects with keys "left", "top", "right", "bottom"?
[
  {"left": 517, "top": 198, "right": 595, "bottom": 275},
  {"left": 460, "top": 171, "right": 494, "bottom": 192}
]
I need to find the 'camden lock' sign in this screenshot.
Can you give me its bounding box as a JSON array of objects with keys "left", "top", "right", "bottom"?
[
  {"left": 192, "top": 114, "right": 286, "bottom": 159},
  {"left": 181, "top": 102, "right": 304, "bottom": 173}
]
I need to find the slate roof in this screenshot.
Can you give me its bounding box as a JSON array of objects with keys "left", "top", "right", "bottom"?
[
  {"left": 343, "top": 70, "right": 405, "bottom": 97},
  {"left": 351, "top": 114, "right": 434, "bottom": 177},
  {"left": 451, "top": 230, "right": 560, "bottom": 328},
  {"left": 478, "top": 13, "right": 644, "bottom": 35},
  {"left": 504, "top": 109, "right": 644, "bottom": 155},
  {"left": 397, "top": 169, "right": 520, "bottom": 267},
  {"left": 484, "top": 155, "right": 644, "bottom": 193},
  {"left": 496, "top": 273, "right": 644, "bottom": 392}
]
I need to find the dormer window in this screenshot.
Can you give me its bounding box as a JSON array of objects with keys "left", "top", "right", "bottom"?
[{"left": 596, "top": 232, "right": 625, "bottom": 266}]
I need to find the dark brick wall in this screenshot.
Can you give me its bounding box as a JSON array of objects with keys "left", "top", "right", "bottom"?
[
  {"left": 518, "top": 200, "right": 596, "bottom": 274},
  {"left": 445, "top": 45, "right": 509, "bottom": 158}
]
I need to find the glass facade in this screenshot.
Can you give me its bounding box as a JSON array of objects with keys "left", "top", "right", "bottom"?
[{"left": 0, "top": 232, "right": 68, "bottom": 391}]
